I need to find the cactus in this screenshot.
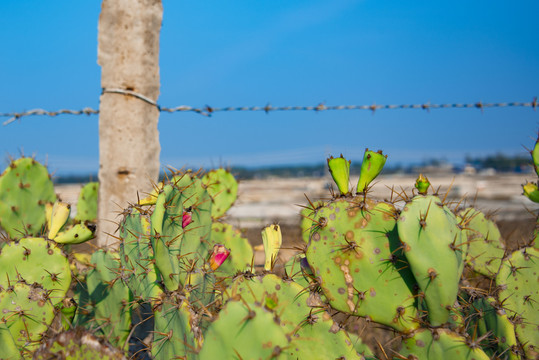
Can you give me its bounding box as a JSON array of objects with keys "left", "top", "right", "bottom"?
[
  {"left": 119, "top": 207, "right": 161, "bottom": 302},
  {"left": 398, "top": 328, "right": 490, "bottom": 359},
  {"left": 262, "top": 224, "right": 282, "bottom": 271},
  {"left": 460, "top": 207, "right": 505, "bottom": 276},
  {"left": 52, "top": 222, "right": 96, "bottom": 244},
  {"left": 496, "top": 247, "right": 539, "bottom": 358},
  {"left": 198, "top": 299, "right": 290, "bottom": 360},
  {"left": 466, "top": 296, "right": 520, "bottom": 360},
  {"left": 47, "top": 201, "right": 71, "bottom": 239},
  {"left": 0, "top": 237, "right": 71, "bottom": 306},
  {"left": 201, "top": 168, "right": 239, "bottom": 219},
  {"left": 415, "top": 173, "right": 430, "bottom": 195},
  {"left": 209, "top": 222, "right": 253, "bottom": 276},
  {"left": 356, "top": 149, "right": 387, "bottom": 194},
  {"left": 226, "top": 273, "right": 372, "bottom": 359},
  {"left": 152, "top": 296, "right": 199, "bottom": 360},
  {"left": 398, "top": 194, "right": 464, "bottom": 326},
  {"left": 0, "top": 322, "right": 20, "bottom": 359},
  {"left": 85, "top": 250, "right": 132, "bottom": 350},
  {"left": 0, "top": 282, "right": 56, "bottom": 354},
  {"left": 327, "top": 155, "right": 351, "bottom": 196},
  {"left": 0, "top": 157, "right": 56, "bottom": 239},
  {"left": 75, "top": 182, "right": 99, "bottom": 222},
  {"left": 305, "top": 198, "right": 419, "bottom": 332}
]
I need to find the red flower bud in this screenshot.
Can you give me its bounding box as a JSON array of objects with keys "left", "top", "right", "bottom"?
[
  {"left": 209, "top": 244, "right": 230, "bottom": 270},
  {"left": 182, "top": 211, "right": 192, "bottom": 229}
]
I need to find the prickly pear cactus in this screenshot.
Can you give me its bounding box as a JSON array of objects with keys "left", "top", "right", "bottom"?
[
  {"left": 199, "top": 299, "right": 290, "bottom": 360},
  {"left": 75, "top": 182, "right": 99, "bottom": 222},
  {"left": 0, "top": 282, "right": 56, "bottom": 354},
  {"left": 202, "top": 168, "right": 238, "bottom": 219},
  {"left": 209, "top": 222, "right": 253, "bottom": 276},
  {"left": 85, "top": 250, "right": 132, "bottom": 350},
  {"left": 327, "top": 155, "right": 351, "bottom": 196},
  {"left": 466, "top": 296, "right": 520, "bottom": 360},
  {"left": 119, "top": 207, "right": 161, "bottom": 301},
  {"left": 300, "top": 199, "right": 326, "bottom": 243},
  {"left": 496, "top": 247, "right": 539, "bottom": 358},
  {"left": 0, "top": 237, "right": 71, "bottom": 306},
  {"left": 398, "top": 194, "right": 464, "bottom": 326},
  {"left": 152, "top": 296, "right": 199, "bottom": 360},
  {"left": 226, "top": 274, "right": 372, "bottom": 359},
  {"left": 356, "top": 149, "right": 387, "bottom": 194},
  {"left": 460, "top": 207, "right": 505, "bottom": 276},
  {"left": 398, "top": 328, "right": 490, "bottom": 359},
  {"left": 0, "top": 322, "right": 20, "bottom": 359},
  {"left": 0, "top": 157, "right": 56, "bottom": 238},
  {"left": 305, "top": 198, "right": 419, "bottom": 332}
]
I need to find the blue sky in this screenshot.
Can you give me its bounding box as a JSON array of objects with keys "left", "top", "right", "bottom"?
[{"left": 1, "top": 1, "right": 538, "bottom": 174}]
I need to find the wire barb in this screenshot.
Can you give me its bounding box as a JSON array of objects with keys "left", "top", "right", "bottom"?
[{"left": 2, "top": 96, "right": 537, "bottom": 126}]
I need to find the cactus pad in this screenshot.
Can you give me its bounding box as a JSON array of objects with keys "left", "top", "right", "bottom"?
[{"left": 0, "top": 158, "right": 56, "bottom": 239}]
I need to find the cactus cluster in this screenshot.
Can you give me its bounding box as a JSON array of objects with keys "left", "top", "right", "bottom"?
[
  {"left": 0, "top": 136, "right": 538, "bottom": 359},
  {"left": 299, "top": 148, "right": 538, "bottom": 359}
]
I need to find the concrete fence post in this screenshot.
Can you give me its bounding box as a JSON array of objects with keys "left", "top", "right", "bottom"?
[{"left": 97, "top": 0, "right": 163, "bottom": 248}]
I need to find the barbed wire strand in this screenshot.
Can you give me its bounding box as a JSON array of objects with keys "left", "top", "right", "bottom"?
[{"left": 2, "top": 88, "right": 537, "bottom": 126}]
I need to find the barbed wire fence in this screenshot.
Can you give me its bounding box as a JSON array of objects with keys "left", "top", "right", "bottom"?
[{"left": 1, "top": 88, "right": 537, "bottom": 126}]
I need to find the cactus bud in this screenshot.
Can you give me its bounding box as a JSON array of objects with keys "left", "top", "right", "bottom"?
[
  {"left": 182, "top": 211, "right": 193, "bottom": 229},
  {"left": 356, "top": 149, "right": 387, "bottom": 194},
  {"left": 415, "top": 174, "right": 430, "bottom": 195},
  {"left": 327, "top": 155, "right": 351, "bottom": 196},
  {"left": 522, "top": 182, "right": 539, "bottom": 203},
  {"left": 261, "top": 224, "right": 282, "bottom": 271},
  {"left": 209, "top": 244, "right": 231, "bottom": 270}
]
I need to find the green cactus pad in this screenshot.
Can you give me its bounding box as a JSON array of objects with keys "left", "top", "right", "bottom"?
[
  {"left": 0, "top": 237, "right": 71, "bottom": 306},
  {"left": 398, "top": 328, "right": 490, "bottom": 360},
  {"left": 300, "top": 200, "right": 326, "bottom": 243},
  {"left": 209, "top": 222, "right": 253, "bottom": 276},
  {"left": 151, "top": 184, "right": 184, "bottom": 291},
  {"left": 152, "top": 298, "right": 198, "bottom": 360},
  {"left": 0, "top": 282, "right": 56, "bottom": 353},
  {"left": 0, "top": 322, "right": 20, "bottom": 359},
  {"left": 75, "top": 182, "right": 99, "bottom": 222},
  {"left": 53, "top": 223, "right": 96, "bottom": 244},
  {"left": 171, "top": 171, "right": 208, "bottom": 210},
  {"left": 327, "top": 155, "right": 351, "bottom": 196},
  {"left": 227, "top": 274, "right": 369, "bottom": 359},
  {"left": 460, "top": 208, "right": 505, "bottom": 276},
  {"left": 496, "top": 247, "right": 539, "bottom": 359},
  {"left": 0, "top": 158, "right": 56, "bottom": 239},
  {"left": 466, "top": 297, "right": 520, "bottom": 360},
  {"left": 398, "top": 195, "right": 464, "bottom": 326},
  {"left": 305, "top": 198, "right": 419, "bottom": 332},
  {"left": 199, "top": 299, "right": 289, "bottom": 360},
  {"left": 202, "top": 168, "right": 239, "bottom": 219},
  {"left": 86, "top": 250, "right": 132, "bottom": 350},
  {"left": 119, "top": 208, "right": 161, "bottom": 302}
]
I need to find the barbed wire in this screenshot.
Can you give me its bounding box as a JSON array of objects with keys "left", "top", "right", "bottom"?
[{"left": 2, "top": 88, "right": 537, "bottom": 126}]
